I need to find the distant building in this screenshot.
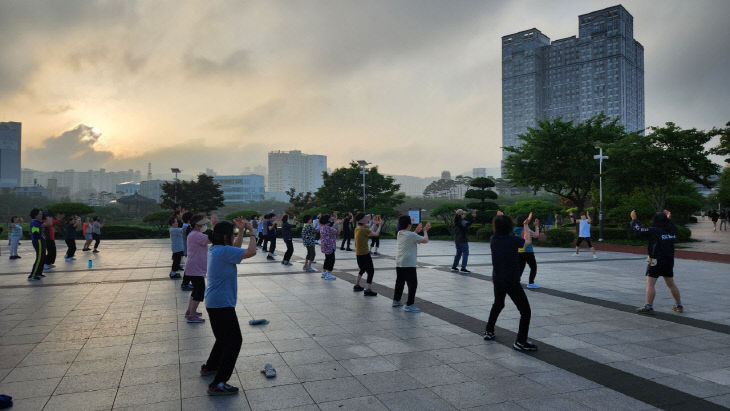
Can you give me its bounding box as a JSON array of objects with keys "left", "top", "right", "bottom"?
[
  {"left": 0, "top": 122, "right": 21, "bottom": 188},
  {"left": 139, "top": 180, "right": 165, "bottom": 203},
  {"left": 472, "top": 168, "right": 487, "bottom": 178},
  {"left": 268, "top": 150, "right": 326, "bottom": 195},
  {"left": 21, "top": 167, "right": 142, "bottom": 199},
  {"left": 116, "top": 182, "right": 140, "bottom": 197},
  {"left": 387, "top": 174, "right": 439, "bottom": 197},
  {"left": 214, "top": 174, "right": 265, "bottom": 203},
  {"left": 13, "top": 185, "right": 50, "bottom": 199},
  {"left": 502, "top": 5, "right": 644, "bottom": 169}
]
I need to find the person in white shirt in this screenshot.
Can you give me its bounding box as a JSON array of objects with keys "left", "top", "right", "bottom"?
[{"left": 572, "top": 212, "right": 597, "bottom": 259}]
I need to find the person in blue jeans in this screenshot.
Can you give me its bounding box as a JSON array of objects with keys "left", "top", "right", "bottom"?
[
  {"left": 200, "top": 217, "right": 257, "bottom": 396},
  {"left": 451, "top": 209, "right": 476, "bottom": 274}
]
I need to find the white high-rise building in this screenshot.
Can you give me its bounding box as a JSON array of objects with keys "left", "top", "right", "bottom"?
[
  {"left": 0, "top": 122, "right": 21, "bottom": 188},
  {"left": 268, "top": 150, "right": 327, "bottom": 194}
]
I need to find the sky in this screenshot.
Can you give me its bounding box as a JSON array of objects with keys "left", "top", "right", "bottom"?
[{"left": 1, "top": 0, "right": 728, "bottom": 178}]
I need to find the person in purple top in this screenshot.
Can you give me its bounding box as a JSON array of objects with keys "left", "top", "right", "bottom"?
[{"left": 319, "top": 213, "right": 342, "bottom": 281}]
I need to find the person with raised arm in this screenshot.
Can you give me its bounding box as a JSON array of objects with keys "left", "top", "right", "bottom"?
[{"left": 392, "top": 215, "right": 430, "bottom": 313}]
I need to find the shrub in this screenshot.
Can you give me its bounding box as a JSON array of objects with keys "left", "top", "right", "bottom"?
[
  {"left": 224, "top": 209, "right": 259, "bottom": 220},
  {"left": 476, "top": 226, "right": 493, "bottom": 241},
  {"left": 99, "top": 225, "right": 165, "bottom": 239},
  {"left": 589, "top": 226, "right": 630, "bottom": 240},
  {"left": 504, "top": 200, "right": 561, "bottom": 221},
  {"left": 545, "top": 228, "right": 576, "bottom": 247},
  {"left": 688, "top": 216, "right": 698, "bottom": 223},
  {"left": 143, "top": 210, "right": 173, "bottom": 232},
  {"left": 47, "top": 202, "right": 95, "bottom": 216},
  {"left": 675, "top": 225, "right": 691, "bottom": 242}
]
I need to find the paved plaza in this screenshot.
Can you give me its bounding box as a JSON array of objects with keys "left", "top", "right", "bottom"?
[{"left": 1, "top": 235, "right": 729, "bottom": 410}]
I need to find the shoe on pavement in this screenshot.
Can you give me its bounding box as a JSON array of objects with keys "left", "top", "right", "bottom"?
[
  {"left": 593, "top": 255, "right": 599, "bottom": 259},
  {"left": 267, "top": 255, "right": 275, "bottom": 261},
  {"left": 392, "top": 301, "right": 403, "bottom": 307},
  {"left": 450, "top": 267, "right": 459, "bottom": 272},
  {"left": 636, "top": 305, "right": 655, "bottom": 314},
  {"left": 460, "top": 268, "right": 471, "bottom": 274},
  {"left": 324, "top": 273, "right": 337, "bottom": 281},
  {"left": 306, "top": 267, "right": 317, "bottom": 272},
  {"left": 187, "top": 315, "right": 205, "bottom": 323},
  {"left": 208, "top": 382, "right": 239, "bottom": 396},
  {"left": 364, "top": 289, "right": 378, "bottom": 297},
  {"left": 526, "top": 283, "right": 540, "bottom": 289},
  {"left": 513, "top": 340, "right": 538, "bottom": 352},
  {"left": 353, "top": 284, "right": 364, "bottom": 292},
  {"left": 27, "top": 276, "right": 41, "bottom": 281},
  {"left": 48, "top": 264, "right": 56, "bottom": 268},
  {"left": 200, "top": 364, "right": 216, "bottom": 376},
  {"left": 672, "top": 305, "right": 684, "bottom": 313},
  {"left": 483, "top": 331, "right": 495, "bottom": 341},
  {"left": 571, "top": 253, "right": 579, "bottom": 257},
  {"left": 404, "top": 305, "right": 421, "bottom": 313}
]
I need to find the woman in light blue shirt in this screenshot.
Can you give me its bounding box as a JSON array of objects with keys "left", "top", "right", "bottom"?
[{"left": 9, "top": 216, "right": 23, "bottom": 259}]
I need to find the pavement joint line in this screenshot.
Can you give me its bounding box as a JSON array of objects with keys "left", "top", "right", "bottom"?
[{"left": 324, "top": 268, "right": 725, "bottom": 410}]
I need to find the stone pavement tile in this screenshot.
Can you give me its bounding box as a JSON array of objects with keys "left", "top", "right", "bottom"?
[
  {"left": 270, "top": 338, "right": 321, "bottom": 353},
  {"left": 76, "top": 344, "right": 131, "bottom": 362},
  {"left": 404, "top": 365, "right": 471, "bottom": 387},
  {"left": 536, "top": 336, "right": 594, "bottom": 350},
  {"left": 133, "top": 330, "right": 178, "bottom": 344},
  {"left": 66, "top": 357, "right": 127, "bottom": 377},
  {"left": 491, "top": 353, "right": 558, "bottom": 374},
  {"left": 691, "top": 367, "right": 730, "bottom": 386},
  {"left": 367, "top": 339, "right": 421, "bottom": 355},
  {"left": 382, "top": 351, "right": 443, "bottom": 369},
  {"left": 126, "top": 351, "right": 179, "bottom": 369},
  {"left": 461, "top": 401, "right": 527, "bottom": 410},
  {"left": 427, "top": 347, "right": 489, "bottom": 364},
  {"left": 0, "top": 332, "right": 48, "bottom": 345},
  {"left": 17, "top": 348, "right": 79, "bottom": 367},
  {"left": 179, "top": 348, "right": 210, "bottom": 364},
  {"left": 707, "top": 393, "right": 730, "bottom": 408},
  {"left": 338, "top": 356, "right": 398, "bottom": 375},
  {"left": 181, "top": 393, "right": 252, "bottom": 411},
  {"left": 129, "top": 340, "right": 178, "bottom": 356},
  {"left": 324, "top": 344, "right": 378, "bottom": 360},
  {"left": 236, "top": 353, "right": 286, "bottom": 372},
  {"left": 0, "top": 377, "right": 60, "bottom": 399},
  {"left": 43, "top": 388, "right": 117, "bottom": 411},
  {"left": 312, "top": 334, "right": 360, "bottom": 348},
  {"left": 597, "top": 343, "right": 667, "bottom": 359},
  {"left": 570, "top": 346, "right": 634, "bottom": 364},
  {"left": 565, "top": 388, "right": 655, "bottom": 410},
  {"left": 653, "top": 374, "right": 730, "bottom": 398},
  {"left": 522, "top": 369, "right": 601, "bottom": 393},
  {"left": 31, "top": 340, "right": 86, "bottom": 353},
  {"left": 280, "top": 347, "right": 335, "bottom": 367},
  {"left": 376, "top": 387, "right": 455, "bottom": 411},
  {"left": 355, "top": 370, "right": 424, "bottom": 394},
  {"left": 179, "top": 336, "right": 216, "bottom": 351},
  {"left": 2, "top": 363, "right": 70, "bottom": 383},
  {"left": 120, "top": 363, "right": 180, "bottom": 387},
  {"left": 516, "top": 394, "right": 593, "bottom": 411},
  {"left": 114, "top": 379, "right": 182, "bottom": 408},
  {"left": 245, "top": 383, "right": 315, "bottom": 411},
  {"left": 302, "top": 375, "right": 370, "bottom": 403},
  {"left": 0, "top": 369, "right": 10, "bottom": 381},
  {"left": 240, "top": 341, "right": 277, "bottom": 357},
  {"left": 55, "top": 370, "right": 123, "bottom": 394},
  {"left": 432, "top": 381, "right": 519, "bottom": 409},
  {"left": 318, "top": 395, "right": 388, "bottom": 411},
  {"left": 4, "top": 396, "right": 50, "bottom": 411},
  {"left": 449, "top": 361, "right": 518, "bottom": 382},
  {"left": 608, "top": 359, "right": 680, "bottom": 379},
  {"left": 239, "top": 365, "right": 300, "bottom": 390},
  {"left": 290, "top": 360, "right": 353, "bottom": 382},
  {"left": 113, "top": 399, "right": 181, "bottom": 411},
  {"left": 84, "top": 335, "right": 134, "bottom": 348}
]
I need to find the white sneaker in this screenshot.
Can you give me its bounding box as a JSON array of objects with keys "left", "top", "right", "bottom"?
[
  {"left": 593, "top": 255, "right": 598, "bottom": 259},
  {"left": 571, "top": 253, "right": 579, "bottom": 257},
  {"left": 526, "top": 283, "right": 540, "bottom": 289}
]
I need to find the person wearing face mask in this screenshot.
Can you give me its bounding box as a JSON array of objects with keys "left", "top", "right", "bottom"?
[{"left": 184, "top": 214, "right": 218, "bottom": 323}]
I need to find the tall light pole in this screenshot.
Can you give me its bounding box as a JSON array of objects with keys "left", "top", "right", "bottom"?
[
  {"left": 357, "top": 160, "right": 370, "bottom": 212},
  {"left": 171, "top": 168, "right": 181, "bottom": 204},
  {"left": 593, "top": 148, "right": 609, "bottom": 241}
]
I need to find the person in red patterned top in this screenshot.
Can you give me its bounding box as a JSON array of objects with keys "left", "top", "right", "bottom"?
[{"left": 319, "top": 212, "right": 342, "bottom": 281}]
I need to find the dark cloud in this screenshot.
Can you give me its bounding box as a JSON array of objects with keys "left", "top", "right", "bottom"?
[{"left": 24, "top": 125, "right": 114, "bottom": 169}]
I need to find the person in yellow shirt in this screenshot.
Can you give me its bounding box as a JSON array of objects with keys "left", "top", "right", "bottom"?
[{"left": 353, "top": 213, "right": 382, "bottom": 296}]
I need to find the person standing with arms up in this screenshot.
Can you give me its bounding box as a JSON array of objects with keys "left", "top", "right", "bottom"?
[
  {"left": 484, "top": 211, "right": 537, "bottom": 352},
  {"left": 184, "top": 214, "right": 217, "bottom": 323},
  {"left": 28, "top": 208, "right": 49, "bottom": 281},
  {"left": 280, "top": 214, "right": 297, "bottom": 266},
  {"left": 393, "top": 215, "right": 430, "bottom": 312},
  {"left": 452, "top": 209, "right": 476, "bottom": 273},
  {"left": 200, "top": 217, "right": 257, "bottom": 396},
  {"left": 353, "top": 213, "right": 382, "bottom": 296},
  {"left": 514, "top": 215, "right": 540, "bottom": 289},
  {"left": 91, "top": 216, "right": 106, "bottom": 253},
  {"left": 301, "top": 215, "right": 317, "bottom": 272},
  {"left": 8, "top": 217, "right": 22, "bottom": 260},
  {"left": 319, "top": 213, "right": 341, "bottom": 280},
  {"left": 64, "top": 215, "right": 81, "bottom": 262},
  {"left": 340, "top": 213, "right": 353, "bottom": 251},
  {"left": 572, "top": 212, "right": 597, "bottom": 259}
]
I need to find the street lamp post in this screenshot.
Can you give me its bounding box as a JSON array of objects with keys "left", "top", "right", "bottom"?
[
  {"left": 171, "top": 168, "right": 181, "bottom": 204},
  {"left": 357, "top": 160, "right": 370, "bottom": 212},
  {"left": 593, "top": 148, "right": 609, "bottom": 242}
]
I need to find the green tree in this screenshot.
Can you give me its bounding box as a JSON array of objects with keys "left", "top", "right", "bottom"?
[
  {"left": 606, "top": 122, "right": 720, "bottom": 211},
  {"left": 160, "top": 174, "right": 224, "bottom": 213},
  {"left": 285, "top": 188, "right": 317, "bottom": 216},
  {"left": 715, "top": 167, "right": 730, "bottom": 209},
  {"left": 423, "top": 179, "right": 457, "bottom": 199},
  {"left": 143, "top": 210, "right": 173, "bottom": 232},
  {"left": 430, "top": 202, "right": 464, "bottom": 235},
  {"left": 47, "top": 202, "right": 94, "bottom": 216},
  {"left": 464, "top": 177, "right": 498, "bottom": 223},
  {"left": 367, "top": 204, "right": 400, "bottom": 235},
  {"left": 709, "top": 121, "right": 730, "bottom": 163},
  {"left": 504, "top": 200, "right": 561, "bottom": 221},
  {"left": 314, "top": 162, "right": 404, "bottom": 212},
  {"left": 224, "top": 210, "right": 259, "bottom": 220},
  {"left": 503, "top": 114, "right": 625, "bottom": 214}
]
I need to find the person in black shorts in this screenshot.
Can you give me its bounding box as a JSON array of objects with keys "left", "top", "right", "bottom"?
[{"left": 631, "top": 210, "right": 683, "bottom": 314}]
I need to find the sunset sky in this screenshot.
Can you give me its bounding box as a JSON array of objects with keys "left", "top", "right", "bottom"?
[{"left": 1, "top": 0, "right": 728, "bottom": 177}]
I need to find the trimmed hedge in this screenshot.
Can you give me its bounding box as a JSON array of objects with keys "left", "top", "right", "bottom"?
[
  {"left": 99, "top": 225, "right": 166, "bottom": 239},
  {"left": 545, "top": 228, "right": 576, "bottom": 247},
  {"left": 476, "top": 227, "right": 493, "bottom": 241}
]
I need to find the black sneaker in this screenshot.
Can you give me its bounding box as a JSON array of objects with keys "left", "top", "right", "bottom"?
[
  {"left": 364, "top": 289, "right": 378, "bottom": 297},
  {"left": 353, "top": 284, "right": 364, "bottom": 292},
  {"left": 460, "top": 268, "right": 471, "bottom": 274},
  {"left": 483, "top": 331, "right": 495, "bottom": 341},
  {"left": 450, "top": 267, "right": 459, "bottom": 272},
  {"left": 200, "top": 364, "right": 216, "bottom": 376},
  {"left": 513, "top": 341, "right": 538, "bottom": 352},
  {"left": 208, "top": 382, "right": 238, "bottom": 396},
  {"left": 266, "top": 255, "right": 275, "bottom": 261}
]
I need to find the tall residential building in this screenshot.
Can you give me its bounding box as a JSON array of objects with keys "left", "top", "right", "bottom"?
[
  {"left": 502, "top": 5, "right": 644, "bottom": 165},
  {"left": 472, "top": 168, "right": 487, "bottom": 178},
  {"left": 214, "top": 174, "right": 265, "bottom": 203},
  {"left": 387, "top": 174, "right": 439, "bottom": 197},
  {"left": 0, "top": 122, "right": 21, "bottom": 188},
  {"left": 267, "top": 150, "right": 327, "bottom": 194},
  {"left": 21, "top": 168, "right": 141, "bottom": 199},
  {"left": 139, "top": 180, "right": 165, "bottom": 203}
]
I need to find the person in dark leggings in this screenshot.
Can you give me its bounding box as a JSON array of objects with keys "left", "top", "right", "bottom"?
[
  {"left": 266, "top": 214, "right": 278, "bottom": 260},
  {"left": 319, "top": 213, "right": 341, "bottom": 280},
  {"left": 353, "top": 213, "right": 382, "bottom": 296},
  {"left": 514, "top": 215, "right": 540, "bottom": 289},
  {"left": 28, "top": 208, "right": 48, "bottom": 281},
  {"left": 340, "top": 213, "right": 353, "bottom": 251},
  {"left": 200, "top": 217, "right": 257, "bottom": 395},
  {"left": 484, "top": 211, "right": 537, "bottom": 352},
  {"left": 452, "top": 209, "right": 475, "bottom": 273},
  {"left": 64, "top": 215, "right": 81, "bottom": 261},
  {"left": 280, "top": 214, "right": 297, "bottom": 266},
  {"left": 393, "top": 214, "right": 430, "bottom": 312},
  {"left": 91, "top": 216, "right": 105, "bottom": 253}
]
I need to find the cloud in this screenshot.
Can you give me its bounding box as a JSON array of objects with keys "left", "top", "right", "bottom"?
[
  {"left": 183, "top": 49, "right": 251, "bottom": 76},
  {"left": 23, "top": 125, "right": 114, "bottom": 169}
]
